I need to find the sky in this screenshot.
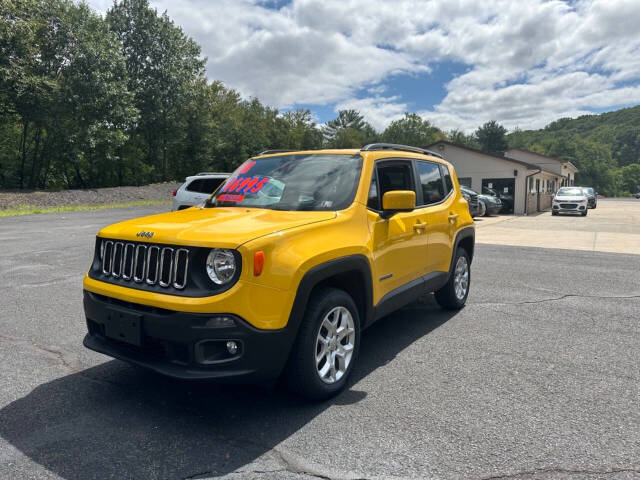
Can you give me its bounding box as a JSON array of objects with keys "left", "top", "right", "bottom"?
[{"left": 88, "top": 0, "right": 640, "bottom": 132}]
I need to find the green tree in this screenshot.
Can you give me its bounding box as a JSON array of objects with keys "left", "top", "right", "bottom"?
[
  {"left": 107, "top": 0, "right": 205, "bottom": 181},
  {"left": 475, "top": 120, "right": 508, "bottom": 155},
  {"left": 322, "top": 109, "right": 378, "bottom": 147},
  {"left": 0, "top": 0, "right": 58, "bottom": 188},
  {"left": 0, "top": 0, "right": 136, "bottom": 189},
  {"left": 382, "top": 113, "right": 444, "bottom": 147},
  {"left": 618, "top": 164, "right": 640, "bottom": 194},
  {"left": 448, "top": 129, "right": 479, "bottom": 149}
]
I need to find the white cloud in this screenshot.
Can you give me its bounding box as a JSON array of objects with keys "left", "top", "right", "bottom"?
[
  {"left": 334, "top": 95, "right": 408, "bottom": 131},
  {"left": 87, "top": 0, "right": 640, "bottom": 132}
]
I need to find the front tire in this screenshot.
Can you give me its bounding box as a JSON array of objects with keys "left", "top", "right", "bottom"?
[
  {"left": 478, "top": 200, "right": 487, "bottom": 217},
  {"left": 435, "top": 248, "right": 470, "bottom": 310},
  {"left": 285, "top": 288, "right": 360, "bottom": 400}
]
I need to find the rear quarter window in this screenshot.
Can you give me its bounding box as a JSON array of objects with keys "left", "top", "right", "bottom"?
[
  {"left": 186, "top": 178, "right": 225, "bottom": 193},
  {"left": 440, "top": 164, "right": 453, "bottom": 195},
  {"left": 185, "top": 179, "right": 203, "bottom": 192}
]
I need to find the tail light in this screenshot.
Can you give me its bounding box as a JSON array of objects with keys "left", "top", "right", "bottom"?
[{"left": 172, "top": 189, "right": 177, "bottom": 196}]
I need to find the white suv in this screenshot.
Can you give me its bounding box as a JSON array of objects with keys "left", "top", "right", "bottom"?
[
  {"left": 172, "top": 173, "right": 230, "bottom": 211},
  {"left": 552, "top": 187, "right": 589, "bottom": 216}
]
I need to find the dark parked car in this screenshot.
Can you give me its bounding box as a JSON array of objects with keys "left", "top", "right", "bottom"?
[
  {"left": 580, "top": 187, "right": 597, "bottom": 208},
  {"left": 478, "top": 188, "right": 503, "bottom": 216},
  {"left": 634, "top": 192, "right": 640, "bottom": 199},
  {"left": 460, "top": 186, "right": 481, "bottom": 217}
]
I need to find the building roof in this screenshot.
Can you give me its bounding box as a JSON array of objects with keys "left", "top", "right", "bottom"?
[
  {"left": 505, "top": 148, "right": 578, "bottom": 172},
  {"left": 424, "top": 140, "right": 543, "bottom": 171}
]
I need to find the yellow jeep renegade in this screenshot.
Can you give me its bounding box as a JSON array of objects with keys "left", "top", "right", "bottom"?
[{"left": 83, "top": 143, "right": 474, "bottom": 399}]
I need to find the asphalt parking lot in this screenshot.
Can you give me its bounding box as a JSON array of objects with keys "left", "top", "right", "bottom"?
[{"left": 1, "top": 201, "right": 639, "bottom": 480}]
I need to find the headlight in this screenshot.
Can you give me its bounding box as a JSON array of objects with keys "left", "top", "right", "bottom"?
[{"left": 206, "top": 249, "right": 237, "bottom": 285}]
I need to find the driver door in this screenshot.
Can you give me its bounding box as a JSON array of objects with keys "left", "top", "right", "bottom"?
[{"left": 366, "top": 159, "right": 428, "bottom": 301}]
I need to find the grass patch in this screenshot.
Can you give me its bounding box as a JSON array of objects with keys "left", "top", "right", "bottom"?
[{"left": 0, "top": 200, "right": 170, "bottom": 217}]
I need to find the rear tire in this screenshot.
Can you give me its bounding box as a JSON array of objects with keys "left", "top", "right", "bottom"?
[
  {"left": 285, "top": 288, "right": 360, "bottom": 400},
  {"left": 435, "top": 248, "right": 470, "bottom": 310}
]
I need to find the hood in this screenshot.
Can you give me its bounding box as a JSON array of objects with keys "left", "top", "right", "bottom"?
[
  {"left": 478, "top": 194, "right": 500, "bottom": 203},
  {"left": 98, "top": 207, "right": 336, "bottom": 248},
  {"left": 554, "top": 195, "right": 585, "bottom": 202}
]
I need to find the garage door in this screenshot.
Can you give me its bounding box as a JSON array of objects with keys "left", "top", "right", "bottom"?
[{"left": 482, "top": 178, "right": 515, "bottom": 214}]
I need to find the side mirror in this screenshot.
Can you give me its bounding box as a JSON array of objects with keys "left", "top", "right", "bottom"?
[{"left": 381, "top": 190, "right": 416, "bottom": 218}]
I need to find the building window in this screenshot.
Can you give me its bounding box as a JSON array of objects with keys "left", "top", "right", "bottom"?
[{"left": 458, "top": 177, "right": 472, "bottom": 188}]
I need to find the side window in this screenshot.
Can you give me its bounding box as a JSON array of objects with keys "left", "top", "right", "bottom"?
[
  {"left": 186, "top": 179, "right": 202, "bottom": 192},
  {"left": 367, "top": 174, "right": 379, "bottom": 210},
  {"left": 201, "top": 178, "right": 225, "bottom": 193},
  {"left": 368, "top": 161, "right": 415, "bottom": 211},
  {"left": 458, "top": 177, "right": 472, "bottom": 188},
  {"left": 416, "top": 161, "right": 445, "bottom": 205},
  {"left": 440, "top": 164, "right": 453, "bottom": 195}
]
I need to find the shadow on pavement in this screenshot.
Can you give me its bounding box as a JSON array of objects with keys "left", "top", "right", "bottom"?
[{"left": 0, "top": 298, "right": 456, "bottom": 479}]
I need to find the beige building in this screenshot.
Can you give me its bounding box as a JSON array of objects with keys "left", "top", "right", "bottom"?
[{"left": 425, "top": 141, "right": 579, "bottom": 215}]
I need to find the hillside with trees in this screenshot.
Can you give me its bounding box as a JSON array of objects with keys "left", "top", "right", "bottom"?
[
  {"left": 508, "top": 106, "right": 640, "bottom": 195},
  {"left": 1, "top": 0, "right": 638, "bottom": 196}
]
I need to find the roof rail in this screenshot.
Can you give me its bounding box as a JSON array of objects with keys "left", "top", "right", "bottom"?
[
  {"left": 361, "top": 143, "right": 443, "bottom": 159},
  {"left": 256, "top": 149, "right": 297, "bottom": 156},
  {"left": 196, "top": 172, "right": 229, "bottom": 176}
]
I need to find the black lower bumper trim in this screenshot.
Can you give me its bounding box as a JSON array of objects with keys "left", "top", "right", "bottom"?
[{"left": 83, "top": 291, "right": 294, "bottom": 381}]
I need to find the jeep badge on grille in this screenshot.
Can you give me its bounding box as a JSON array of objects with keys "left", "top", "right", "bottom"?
[{"left": 136, "top": 230, "right": 154, "bottom": 239}]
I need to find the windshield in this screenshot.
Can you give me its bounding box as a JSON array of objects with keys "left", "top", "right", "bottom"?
[
  {"left": 557, "top": 187, "right": 583, "bottom": 196},
  {"left": 584, "top": 187, "right": 594, "bottom": 195},
  {"left": 205, "top": 154, "right": 363, "bottom": 211}
]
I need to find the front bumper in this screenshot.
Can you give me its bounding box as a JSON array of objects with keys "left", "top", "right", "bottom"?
[
  {"left": 83, "top": 290, "right": 295, "bottom": 381},
  {"left": 485, "top": 204, "right": 502, "bottom": 215},
  {"left": 552, "top": 203, "right": 587, "bottom": 214}
]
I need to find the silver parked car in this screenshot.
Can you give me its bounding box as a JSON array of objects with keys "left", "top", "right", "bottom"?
[
  {"left": 552, "top": 187, "right": 589, "bottom": 216},
  {"left": 172, "top": 172, "right": 230, "bottom": 211}
]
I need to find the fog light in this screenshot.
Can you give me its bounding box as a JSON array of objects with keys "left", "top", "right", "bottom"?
[{"left": 226, "top": 341, "right": 238, "bottom": 355}]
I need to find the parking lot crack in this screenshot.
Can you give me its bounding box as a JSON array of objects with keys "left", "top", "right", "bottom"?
[
  {"left": 271, "top": 447, "right": 374, "bottom": 480},
  {"left": 473, "top": 293, "right": 640, "bottom": 306},
  {"left": 479, "top": 466, "right": 640, "bottom": 479},
  {"left": 0, "top": 333, "right": 81, "bottom": 372}
]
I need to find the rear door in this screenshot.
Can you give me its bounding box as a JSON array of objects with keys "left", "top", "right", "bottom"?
[
  {"left": 367, "top": 159, "right": 428, "bottom": 297},
  {"left": 414, "top": 161, "right": 456, "bottom": 273}
]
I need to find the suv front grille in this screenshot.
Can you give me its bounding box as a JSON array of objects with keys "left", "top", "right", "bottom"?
[
  {"left": 559, "top": 203, "right": 577, "bottom": 209},
  {"left": 100, "top": 240, "right": 189, "bottom": 289}
]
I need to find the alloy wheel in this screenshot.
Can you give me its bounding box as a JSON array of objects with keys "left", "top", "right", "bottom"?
[
  {"left": 454, "top": 256, "right": 469, "bottom": 300},
  {"left": 315, "top": 306, "right": 355, "bottom": 384}
]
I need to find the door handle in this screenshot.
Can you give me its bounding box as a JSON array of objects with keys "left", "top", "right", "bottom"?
[
  {"left": 413, "top": 222, "right": 428, "bottom": 232},
  {"left": 448, "top": 213, "right": 459, "bottom": 222}
]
